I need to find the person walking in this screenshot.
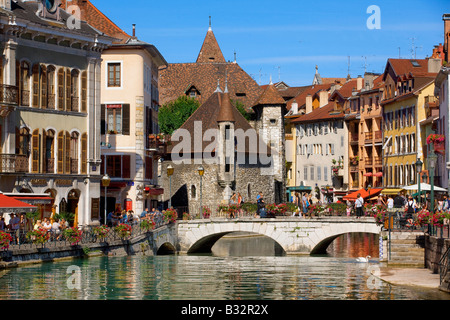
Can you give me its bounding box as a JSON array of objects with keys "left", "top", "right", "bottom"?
[{"left": 237, "top": 193, "right": 244, "bottom": 218}]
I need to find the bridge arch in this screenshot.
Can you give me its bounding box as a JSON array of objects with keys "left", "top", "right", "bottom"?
[
  {"left": 187, "top": 232, "right": 286, "bottom": 255},
  {"left": 157, "top": 242, "right": 177, "bottom": 255},
  {"left": 177, "top": 219, "right": 382, "bottom": 255}
]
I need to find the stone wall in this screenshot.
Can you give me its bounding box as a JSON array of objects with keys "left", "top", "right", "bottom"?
[
  {"left": 161, "top": 160, "right": 277, "bottom": 216},
  {"left": 424, "top": 235, "right": 450, "bottom": 293}
]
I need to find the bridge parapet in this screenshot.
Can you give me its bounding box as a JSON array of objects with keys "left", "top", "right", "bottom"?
[{"left": 177, "top": 217, "right": 381, "bottom": 255}]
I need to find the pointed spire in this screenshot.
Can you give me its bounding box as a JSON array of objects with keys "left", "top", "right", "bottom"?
[
  {"left": 224, "top": 70, "right": 229, "bottom": 93},
  {"left": 196, "top": 18, "right": 226, "bottom": 63},
  {"left": 209, "top": 16, "right": 212, "bottom": 31},
  {"left": 214, "top": 79, "right": 222, "bottom": 93},
  {"left": 269, "top": 74, "right": 273, "bottom": 85},
  {"left": 217, "top": 92, "right": 236, "bottom": 123}
]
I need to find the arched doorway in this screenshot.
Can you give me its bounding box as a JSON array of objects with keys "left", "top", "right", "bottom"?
[{"left": 68, "top": 189, "right": 80, "bottom": 227}]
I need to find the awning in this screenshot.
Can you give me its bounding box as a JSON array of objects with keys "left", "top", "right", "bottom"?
[
  {"left": 287, "top": 186, "right": 312, "bottom": 192},
  {"left": 145, "top": 187, "right": 164, "bottom": 195},
  {"left": 402, "top": 183, "right": 447, "bottom": 192},
  {"left": 363, "top": 173, "right": 373, "bottom": 177},
  {"left": 343, "top": 188, "right": 383, "bottom": 201},
  {"left": 381, "top": 188, "right": 404, "bottom": 195},
  {"left": 374, "top": 172, "right": 383, "bottom": 177},
  {"left": 0, "top": 193, "right": 37, "bottom": 213}
]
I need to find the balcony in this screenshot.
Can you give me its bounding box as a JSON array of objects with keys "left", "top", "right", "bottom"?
[
  {"left": 364, "top": 132, "right": 373, "bottom": 141},
  {"left": 350, "top": 133, "right": 359, "bottom": 144},
  {"left": 365, "top": 157, "right": 373, "bottom": 166},
  {"left": 0, "top": 85, "right": 19, "bottom": 106},
  {"left": 0, "top": 154, "right": 29, "bottom": 173},
  {"left": 374, "top": 131, "right": 382, "bottom": 141},
  {"left": 45, "top": 158, "right": 55, "bottom": 174},
  {"left": 71, "top": 158, "right": 78, "bottom": 174},
  {"left": 148, "top": 135, "right": 169, "bottom": 156}
]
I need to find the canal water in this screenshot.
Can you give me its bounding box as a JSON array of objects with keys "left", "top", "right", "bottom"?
[{"left": 0, "top": 233, "right": 449, "bottom": 300}]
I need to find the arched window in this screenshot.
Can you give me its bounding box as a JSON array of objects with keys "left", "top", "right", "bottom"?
[
  {"left": 17, "top": 127, "right": 30, "bottom": 156},
  {"left": 32, "top": 64, "right": 40, "bottom": 108},
  {"left": 20, "top": 61, "right": 31, "bottom": 106},
  {"left": 43, "top": 129, "right": 55, "bottom": 173},
  {"left": 191, "top": 185, "right": 197, "bottom": 199},
  {"left": 40, "top": 65, "right": 47, "bottom": 108}
]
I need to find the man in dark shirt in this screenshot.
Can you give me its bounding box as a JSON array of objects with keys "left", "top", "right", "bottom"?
[{"left": 393, "top": 193, "right": 405, "bottom": 208}]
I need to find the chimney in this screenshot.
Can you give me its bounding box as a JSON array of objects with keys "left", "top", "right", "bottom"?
[
  {"left": 291, "top": 100, "right": 298, "bottom": 115},
  {"left": 132, "top": 24, "right": 136, "bottom": 37},
  {"left": 356, "top": 75, "right": 363, "bottom": 91},
  {"left": 306, "top": 94, "right": 313, "bottom": 114},
  {"left": 319, "top": 90, "right": 329, "bottom": 108},
  {"left": 443, "top": 14, "right": 450, "bottom": 63},
  {"left": 428, "top": 58, "right": 442, "bottom": 74}
]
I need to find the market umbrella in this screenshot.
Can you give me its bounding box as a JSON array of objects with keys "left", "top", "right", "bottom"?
[
  {"left": 0, "top": 192, "right": 37, "bottom": 213},
  {"left": 402, "top": 183, "right": 447, "bottom": 192}
]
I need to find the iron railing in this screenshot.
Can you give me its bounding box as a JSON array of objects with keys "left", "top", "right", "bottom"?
[
  {"left": 4, "top": 218, "right": 168, "bottom": 251},
  {"left": 440, "top": 246, "right": 450, "bottom": 287}
]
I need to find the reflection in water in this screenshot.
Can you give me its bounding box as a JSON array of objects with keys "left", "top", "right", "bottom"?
[
  {"left": 0, "top": 255, "right": 449, "bottom": 300},
  {"left": 0, "top": 233, "right": 448, "bottom": 300}
]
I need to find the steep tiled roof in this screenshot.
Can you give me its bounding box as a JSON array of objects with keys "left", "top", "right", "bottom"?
[
  {"left": 217, "top": 92, "right": 236, "bottom": 122},
  {"left": 60, "top": 0, "right": 131, "bottom": 43},
  {"left": 159, "top": 62, "right": 262, "bottom": 111},
  {"left": 290, "top": 102, "right": 344, "bottom": 124},
  {"left": 384, "top": 58, "right": 437, "bottom": 79},
  {"left": 330, "top": 79, "right": 358, "bottom": 100},
  {"left": 196, "top": 29, "right": 226, "bottom": 63},
  {"left": 254, "top": 84, "right": 286, "bottom": 106},
  {"left": 167, "top": 92, "right": 270, "bottom": 155}
]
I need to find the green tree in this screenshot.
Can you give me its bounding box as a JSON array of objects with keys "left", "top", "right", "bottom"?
[
  {"left": 232, "top": 99, "right": 251, "bottom": 121},
  {"left": 158, "top": 96, "right": 200, "bottom": 135}
]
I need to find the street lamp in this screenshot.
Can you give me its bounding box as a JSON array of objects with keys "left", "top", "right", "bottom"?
[
  {"left": 101, "top": 174, "right": 111, "bottom": 226},
  {"left": 167, "top": 164, "right": 174, "bottom": 209},
  {"left": 198, "top": 166, "right": 204, "bottom": 219},
  {"left": 415, "top": 158, "right": 423, "bottom": 205},
  {"left": 428, "top": 149, "right": 438, "bottom": 236}
]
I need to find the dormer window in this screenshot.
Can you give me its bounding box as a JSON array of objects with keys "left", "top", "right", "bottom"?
[{"left": 236, "top": 93, "right": 246, "bottom": 97}]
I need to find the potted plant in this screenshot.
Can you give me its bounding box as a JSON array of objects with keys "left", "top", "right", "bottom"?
[
  {"left": 182, "top": 212, "right": 190, "bottom": 220},
  {"left": 26, "top": 227, "right": 50, "bottom": 247},
  {"left": 140, "top": 219, "right": 156, "bottom": 232},
  {"left": 163, "top": 208, "right": 178, "bottom": 224},
  {"left": 202, "top": 206, "right": 211, "bottom": 219},
  {"left": 63, "top": 227, "right": 83, "bottom": 246},
  {"left": 114, "top": 223, "right": 132, "bottom": 240},
  {"left": 0, "top": 231, "right": 13, "bottom": 251},
  {"left": 93, "top": 225, "right": 110, "bottom": 243}
]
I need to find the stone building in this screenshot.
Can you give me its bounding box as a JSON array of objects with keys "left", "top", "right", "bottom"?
[
  {"left": 0, "top": 0, "right": 112, "bottom": 226},
  {"left": 160, "top": 83, "right": 285, "bottom": 216},
  {"left": 159, "top": 22, "right": 287, "bottom": 213}
]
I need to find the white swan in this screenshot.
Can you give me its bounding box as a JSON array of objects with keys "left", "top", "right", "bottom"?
[{"left": 356, "top": 255, "right": 371, "bottom": 262}]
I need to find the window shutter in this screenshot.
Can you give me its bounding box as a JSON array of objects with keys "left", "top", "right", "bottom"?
[
  {"left": 42, "top": 129, "right": 47, "bottom": 172},
  {"left": 57, "top": 131, "right": 64, "bottom": 173},
  {"left": 32, "top": 64, "right": 40, "bottom": 108},
  {"left": 32, "top": 129, "right": 39, "bottom": 173},
  {"left": 65, "top": 131, "right": 71, "bottom": 173},
  {"left": 101, "top": 104, "right": 106, "bottom": 134},
  {"left": 66, "top": 68, "right": 71, "bottom": 111},
  {"left": 145, "top": 156, "right": 153, "bottom": 179},
  {"left": 40, "top": 66, "right": 47, "bottom": 108},
  {"left": 58, "top": 68, "right": 65, "bottom": 110},
  {"left": 122, "top": 155, "right": 131, "bottom": 179},
  {"left": 81, "top": 71, "right": 87, "bottom": 113},
  {"left": 81, "top": 133, "right": 88, "bottom": 174},
  {"left": 122, "top": 104, "right": 130, "bottom": 135},
  {"left": 331, "top": 144, "right": 335, "bottom": 155}
]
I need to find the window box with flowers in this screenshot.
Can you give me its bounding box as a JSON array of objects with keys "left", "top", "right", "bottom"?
[
  {"left": 426, "top": 134, "right": 445, "bottom": 154},
  {"left": 114, "top": 223, "right": 132, "bottom": 240},
  {"left": 202, "top": 206, "right": 212, "bottom": 219},
  {"left": 93, "top": 225, "right": 110, "bottom": 243},
  {"left": 350, "top": 156, "right": 359, "bottom": 166},
  {"left": 26, "top": 228, "right": 50, "bottom": 247},
  {"left": 331, "top": 159, "right": 344, "bottom": 177},
  {"left": 163, "top": 208, "right": 178, "bottom": 224}
]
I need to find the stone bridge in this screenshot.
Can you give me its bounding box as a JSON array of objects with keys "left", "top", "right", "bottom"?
[{"left": 176, "top": 217, "right": 382, "bottom": 255}]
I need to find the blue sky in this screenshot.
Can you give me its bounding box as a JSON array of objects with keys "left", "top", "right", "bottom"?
[{"left": 94, "top": 0, "right": 448, "bottom": 87}]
